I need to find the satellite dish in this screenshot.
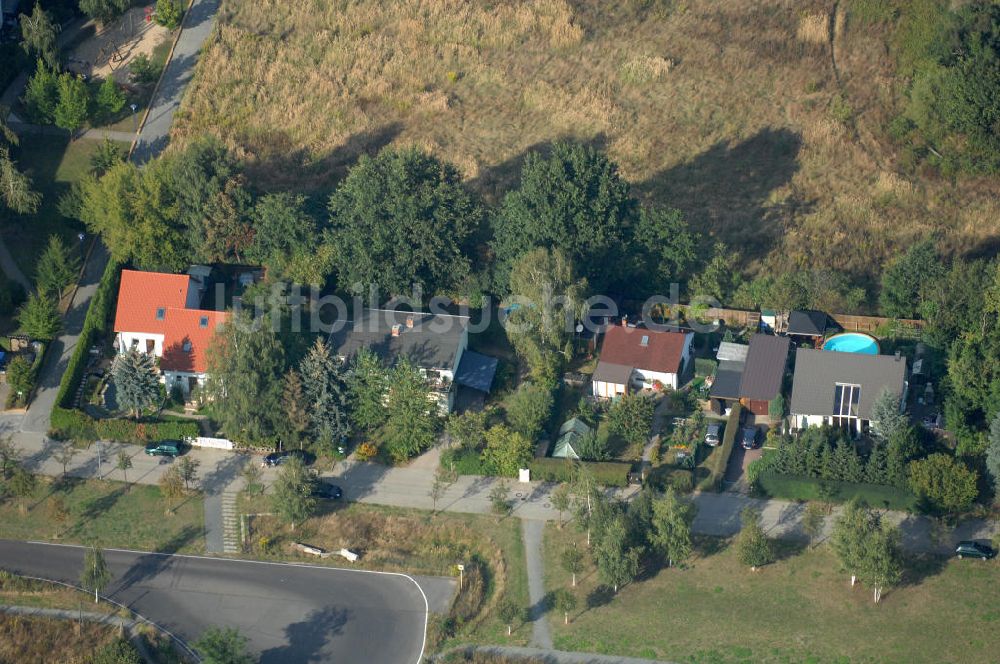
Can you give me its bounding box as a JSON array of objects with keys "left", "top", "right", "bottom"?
[{"left": 575, "top": 324, "right": 584, "bottom": 333}]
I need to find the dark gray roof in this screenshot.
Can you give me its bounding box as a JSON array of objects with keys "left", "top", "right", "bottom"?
[
  {"left": 710, "top": 361, "right": 744, "bottom": 400},
  {"left": 790, "top": 348, "right": 907, "bottom": 420},
  {"left": 787, "top": 310, "right": 829, "bottom": 337},
  {"left": 592, "top": 361, "right": 633, "bottom": 385},
  {"left": 328, "top": 309, "right": 468, "bottom": 371},
  {"left": 454, "top": 351, "right": 498, "bottom": 393},
  {"left": 739, "top": 334, "right": 790, "bottom": 401}
]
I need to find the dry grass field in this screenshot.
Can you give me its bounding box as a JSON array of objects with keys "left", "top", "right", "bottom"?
[
  {"left": 171, "top": 0, "right": 1000, "bottom": 280},
  {"left": 0, "top": 614, "right": 123, "bottom": 664}
]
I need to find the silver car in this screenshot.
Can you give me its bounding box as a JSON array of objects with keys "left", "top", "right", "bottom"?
[{"left": 705, "top": 423, "right": 721, "bottom": 447}]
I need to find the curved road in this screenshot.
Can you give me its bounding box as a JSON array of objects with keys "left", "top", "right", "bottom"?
[{"left": 0, "top": 540, "right": 438, "bottom": 663}]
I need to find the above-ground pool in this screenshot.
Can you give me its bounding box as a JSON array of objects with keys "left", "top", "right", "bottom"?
[{"left": 823, "top": 332, "right": 880, "bottom": 355}]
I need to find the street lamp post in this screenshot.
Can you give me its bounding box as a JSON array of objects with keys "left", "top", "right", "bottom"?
[
  {"left": 456, "top": 563, "right": 464, "bottom": 590},
  {"left": 130, "top": 103, "right": 139, "bottom": 134}
]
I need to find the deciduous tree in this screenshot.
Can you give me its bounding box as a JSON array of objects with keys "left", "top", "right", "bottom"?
[
  {"left": 505, "top": 381, "right": 553, "bottom": 440},
  {"left": 206, "top": 314, "right": 286, "bottom": 446},
  {"left": 497, "top": 598, "right": 521, "bottom": 636},
  {"left": 20, "top": 3, "right": 60, "bottom": 70},
  {"left": 505, "top": 247, "right": 586, "bottom": 383},
  {"left": 650, "top": 487, "right": 695, "bottom": 567},
  {"left": 327, "top": 147, "right": 482, "bottom": 295},
  {"left": 80, "top": 546, "right": 112, "bottom": 602},
  {"left": 560, "top": 544, "right": 584, "bottom": 587},
  {"left": 95, "top": 77, "right": 127, "bottom": 121},
  {"left": 593, "top": 515, "right": 640, "bottom": 592},
  {"left": 607, "top": 393, "right": 655, "bottom": 447},
  {"left": 116, "top": 450, "right": 132, "bottom": 485},
  {"left": 110, "top": 349, "right": 160, "bottom": 418},
  {"left": 551, "top": 483, "right": 571, "bottom": 526},
  {"left": 22, "top": 61, "right": 58, "bottom": 124},
  {"left": 858, "top": 520, "right": 902, "bottom": 604},
  {"left": 549, "top": 587, "right": 578, "bottom": 625},
  {"left": 831, "top": 498, "right": 874, "bottom": 586},
  {"left": 987, "top": 412, "right": 1000, "bottom": 500},
  {"left": 481, "top": 424, "right": 533, "bottom": 477},
  {"left": 493, "top": 141, "right": 633, "bottom": 293},
  {"left": 53, "top": 73, "right": 90, "bottom": 132},
  {"left": 53, "top": 442, "right": 78, "bottom": 477},
  {"left": 908, "top": 453, "right": 979, "bottom": 513},
  {"left": 177, "top": 456, "right": 200, "bottom": 491},
  {"left": 735, "top": 508, "right": 773, "bottom": 571},
  {"left": 193, "top": 627, "right": 255, "bottom": 664}
]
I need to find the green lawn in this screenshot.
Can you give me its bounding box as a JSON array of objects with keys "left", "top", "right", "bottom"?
[
  {"left": 2, "top": 136, "right": 127, "bottom": 283},
  {"left": 543, "top": 524, "right": 1000, "bottom": 664},
  {"left": 0, "top": 476, "right": 204, "bottom": 554}
]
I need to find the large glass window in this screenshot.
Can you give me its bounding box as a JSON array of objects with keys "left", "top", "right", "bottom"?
[{"left": 833, "top": 383, "right": 861, "bottom": 429}]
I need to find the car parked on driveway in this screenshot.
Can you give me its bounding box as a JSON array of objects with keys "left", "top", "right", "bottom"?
[
  {"left": 262, "top": 449, "right": 316, "bottom": 468},
  {"left": 705, "top": 423, "right": 722, "bottom": 447},
  {"left": 741, "top": 427, "right": 758, "bottom": 450},
  {"left": 955, "top": 541, "right": 996, "bottom": 560},
  {"left": 144, "top": 440, "right": 184, "bottom": 457},
  {"left": 312, "top": 481, "right": 343, "bottom": 500}
]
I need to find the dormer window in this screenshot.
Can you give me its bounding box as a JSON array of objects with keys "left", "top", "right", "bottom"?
[
  {"left": 155, "top": 307, "right": 166, "bottom": 320},
  {"left": 199, "top": 316, "right": 209, "bottom": 328},
  {"left": 640, "top": 335, "right": 649, "bottom": 347},
  {"left": 182, "top": 341, "right": 192, "bottom": 352}
]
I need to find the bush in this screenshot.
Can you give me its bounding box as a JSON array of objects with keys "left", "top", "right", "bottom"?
[
  {"left": 55, "top": 258, "right": 121, "bottom": 410},
  {"left": 704, "top": 403, "right": 741, "bottom": 491},
  {"left": 130, "top": 54, "right": 163, "bottom": 85},
  {"left": 50, "top": 407, "right": 199, "bottom": 444},
  {"left": 757, "top": 474, "right": 919, "bottom": 511},
  {"left": 155, "top": 0, "right": 184, "bottom": 29},
  {"left": 440, "top": 447, "right": 488, "bottom": 476},
  {"left": 694, "top": 357, "right": 717, "bottom": 377},
  {"left": 528, "top": 458, "right": 630, "bottom": 487}
]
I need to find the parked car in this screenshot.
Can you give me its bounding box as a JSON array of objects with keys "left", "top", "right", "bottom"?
[
  {"left": 705, "top": 423, "right": 722, "bottom": 447},
  {"left": 312, "top": 481, "right": 343, "bottom": 500},
  {"left": 261, "top": 449, "right": 316, "bottom": 468},
  {"left": 144, "top": 440, "right": 184, "bottom": 457},
  {"left": 741, "top": 427, "right": 758, "bottom": 450},
  {"left": 955, "top": 541, "right": 996, "bottom": 560}
]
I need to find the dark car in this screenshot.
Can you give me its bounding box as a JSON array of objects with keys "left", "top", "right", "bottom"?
[
  {"left": 741, "top": 427, "right": 758, "bottom": 450},
  {"left": 955, "top": 541, "right": 996, "bottom": 560},
  {"left": 261, "top": 449, "right": 315, "bottom": 468},
  {"left": 144, "top": 440, "right": 184, "bottom": 457},
  {"left": 312, "top": 481, "right": 343, "bottom": 500}
]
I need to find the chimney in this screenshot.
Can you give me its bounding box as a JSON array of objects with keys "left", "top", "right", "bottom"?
[
  {"left": 406, "top": 315, "right": 414, "bottom": 329},
  {"left": 391, "top": 324, "right": 402, "bottom": 337}
]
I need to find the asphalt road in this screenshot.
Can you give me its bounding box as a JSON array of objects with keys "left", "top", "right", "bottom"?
[{"left": 0, "top": 540, "right": 441, "bottom": 664}]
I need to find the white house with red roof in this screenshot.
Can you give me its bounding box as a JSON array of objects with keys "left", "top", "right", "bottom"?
[
  {"left": 113, "top": 269, "right": 228, "bottom": 395},
  {"left": 592, "top": 324, "right": 693, "bottom": 398}
]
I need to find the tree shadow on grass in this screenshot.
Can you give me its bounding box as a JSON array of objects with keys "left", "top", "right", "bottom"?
[
  {"left": 585, "top": 584, "right": 615, "bottom": 610},
  {"left": 636, "top": 127, "right": 807, "bottom": 266},
  {"left": 900, "top": 553, "right": 948, "bottom": 589}
]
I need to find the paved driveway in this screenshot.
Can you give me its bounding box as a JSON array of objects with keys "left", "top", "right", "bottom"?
[{"left": 0, "top": 540, "right": 451, "bottom": 663}]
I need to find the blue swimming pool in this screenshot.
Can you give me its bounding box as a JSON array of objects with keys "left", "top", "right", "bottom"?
[{"left": 823, "top": 332, "right": 880, "bottom": 355}]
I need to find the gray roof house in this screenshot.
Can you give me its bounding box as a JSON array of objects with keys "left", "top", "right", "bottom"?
[
  {"left": 790, "top": 348, "right": 907, "bottom": 435},
  {"left": 787, "top": 310, "right": 830, "bottom": 340},
  {"left": 329, "top": 308, "right": 495, "bottom": 413}
]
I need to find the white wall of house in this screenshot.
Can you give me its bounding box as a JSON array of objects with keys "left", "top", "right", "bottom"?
[
  {"left": 592, "top": 380, "right": 627, "bottom": 399},
  {"left": 791, "top": 413, "right": 865, "bottom": 435},
  {"left": 163, "top": 370, "right": 208, "bottom": 396},
  {"left": 633, "top": 368, "right": 680, "bottom": 390},
  {"left": 117, "top": 332, "right": 165, "bottom": 357}
]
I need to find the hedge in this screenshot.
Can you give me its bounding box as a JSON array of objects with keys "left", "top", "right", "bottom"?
[
  {"left": 54, "top": 257, "right": 122, "bottom": 410},
  {"left": 757, "top": 473, "right": 918, "bottom": 511},
  {"left": 50, "top": 406, "right": 199, "bottom": 444},
  {"left": 528, "top": 458, "right": 631, "bottom": 487},
  {"left": 703, "top": 403, "right": 741, "bottom": 492}
]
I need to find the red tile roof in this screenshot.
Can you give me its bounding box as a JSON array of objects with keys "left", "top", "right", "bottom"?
[
  {"left": 113, "top": 270, "right": 227, "bottom": 374},
  {"left": 598, "top": 325, "right": 690, "bottom": 375}
]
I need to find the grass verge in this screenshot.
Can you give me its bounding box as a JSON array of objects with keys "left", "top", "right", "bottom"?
[{"left": 0, "top": 476, "right": 204, "bottom": 554}]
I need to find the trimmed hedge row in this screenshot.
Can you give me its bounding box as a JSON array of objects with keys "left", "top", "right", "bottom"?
[
  {"left": 55, "top": 256, "right": 122, "bottom": 410},
  {"left": 50, "top": 406, "right": 199, "bottom": 444},
  {"left": 757, "top": 473, "right": 918, "bottom": 511},
  {"left": 704, "top": 403, "right": 741, "bottom": 492},
  {"left": 528, "top": 457, "right": 631, "bottom": 487}
]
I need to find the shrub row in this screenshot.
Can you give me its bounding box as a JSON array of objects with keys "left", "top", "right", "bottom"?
[
  {"left": 50, "top": 406, "right": 199, "bottom": 444},
  {"left": 54, "top": 257, "right": 122, "bottom": 410},
  {"left": 704, "top": 403, "right": 741, "bottom": 492},
  {"left": 756, "top": 473, "right": 918, "bottom": 511},
  {"left": 528, "top": 457, "right": 631, "bottom": 487}
]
